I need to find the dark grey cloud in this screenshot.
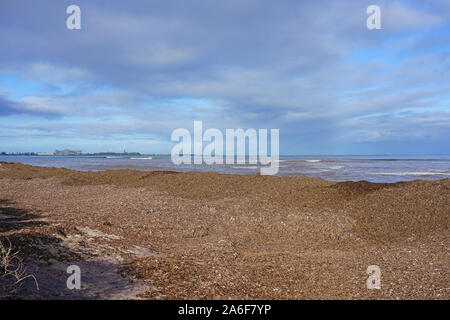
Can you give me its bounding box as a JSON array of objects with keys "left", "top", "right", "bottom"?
[
  {"left": 0, "top": 95, "right": 67, "bottom": 118},
  {"left": 0, "top": 96, "right": 18, "bottom": 116}
]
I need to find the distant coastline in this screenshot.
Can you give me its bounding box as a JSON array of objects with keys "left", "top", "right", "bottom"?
[{"left": 0, "top": 151, "right": 148, "bottom": 157}]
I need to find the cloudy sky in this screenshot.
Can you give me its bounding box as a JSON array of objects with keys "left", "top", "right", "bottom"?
[{"left": 0, "top": 0, "right": 449, "bottom": 154}]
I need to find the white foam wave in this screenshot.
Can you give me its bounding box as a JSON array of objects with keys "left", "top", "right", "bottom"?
[
  {"left": 378, "top": 171, "right": 445, "bottom": 176},
  {"left": 328, "top": 166, "right": 344, "bottom": 170}
]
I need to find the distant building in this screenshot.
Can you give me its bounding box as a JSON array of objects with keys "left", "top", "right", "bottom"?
[
  {"left": 54, "top": 149, "right": 82, "bottom": 156},
  {"left": 37, "top": 152, "right": 53, "bottom": 156}
]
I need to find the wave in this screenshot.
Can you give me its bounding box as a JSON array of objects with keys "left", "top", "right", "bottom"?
[
  {"left": 130, "top": 157, "right": 153, "bottom": 160},
  {"left": 377, "top": 171, "right": 446, "bottom": 176},
  {"left": 367, "top": 158, "right": 450, "bottom": 162}
]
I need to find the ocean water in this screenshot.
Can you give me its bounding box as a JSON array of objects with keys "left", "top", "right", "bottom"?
[{"left": 1, "top": 154, "right": 450, "bottom": 183}]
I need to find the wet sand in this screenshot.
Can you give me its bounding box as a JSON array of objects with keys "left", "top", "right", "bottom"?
[{"left": 0, "top": 161, "right": 448, "bottom": 299}]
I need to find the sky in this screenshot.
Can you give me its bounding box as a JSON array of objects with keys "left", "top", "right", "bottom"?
[{"left": 0, "top": 0, "right": 449, "bottom": 155}]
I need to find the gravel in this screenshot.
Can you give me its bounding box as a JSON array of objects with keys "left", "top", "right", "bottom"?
[{"left": 0, "top": 161, "right": 448, "bottom": 299}]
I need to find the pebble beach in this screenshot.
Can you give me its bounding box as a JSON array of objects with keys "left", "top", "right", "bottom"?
[{"left": 0, "top": 161, "right": 448, "bottom": 299}]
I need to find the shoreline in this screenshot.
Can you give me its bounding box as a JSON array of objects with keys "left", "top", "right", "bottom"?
[
  {"left": 1, "top": 160, "right": 450, "bottom": 184},
  {"left": 0, "top": 162, "right": 448, "bottom": 299}
]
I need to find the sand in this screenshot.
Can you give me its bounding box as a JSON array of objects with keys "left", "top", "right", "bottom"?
[{"left": 0, "top": 161, "right": 448, "bottom": 299}]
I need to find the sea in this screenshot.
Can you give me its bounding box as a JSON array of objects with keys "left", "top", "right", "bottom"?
[{"left": 1, "top": 154, "right": 450, "bottom": 183}]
